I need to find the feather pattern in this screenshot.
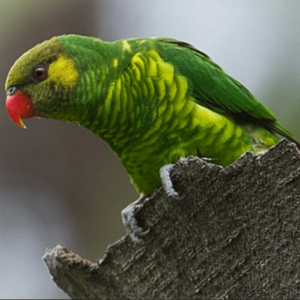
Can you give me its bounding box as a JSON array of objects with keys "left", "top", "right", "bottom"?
[{"left": 5, "top": 35, "right": 299, "bottom": 195}]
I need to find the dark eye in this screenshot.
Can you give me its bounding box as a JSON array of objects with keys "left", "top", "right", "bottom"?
[
  {"left": 32, "top": 64, "right": 48, "bottom": 82},
  {"left": 7, "top": 86, "right": 18, "bottom": 96}
]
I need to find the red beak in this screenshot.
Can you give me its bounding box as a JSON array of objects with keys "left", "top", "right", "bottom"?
[{"left": 6, "top": 90, "right": 37, "bottom": 128}]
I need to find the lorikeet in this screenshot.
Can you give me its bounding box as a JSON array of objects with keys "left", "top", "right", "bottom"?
[{"left": 5, "top": 35, "right": 299, "bottom": 242}]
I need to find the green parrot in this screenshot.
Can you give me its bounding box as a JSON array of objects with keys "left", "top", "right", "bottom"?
[{"left": 5, "top": 34, "right": 299, "bottom": 242}]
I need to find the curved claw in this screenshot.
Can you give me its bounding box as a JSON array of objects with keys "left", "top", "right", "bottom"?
[
  {"left": 122, "top": 196, "right": 150, "bottom": 244},
  {"left": 133, "top": 227, "right": 150, "bottom": 237},
  {"left": 160, "top": 164, "right": 185, "bottom": 200}
]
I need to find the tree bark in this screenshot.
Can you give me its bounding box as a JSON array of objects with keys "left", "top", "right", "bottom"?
[{"left": 43, "top": 139, "right": 300, "bottom": 299}]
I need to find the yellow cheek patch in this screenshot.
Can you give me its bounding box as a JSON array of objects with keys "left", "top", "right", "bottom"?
[{"left": 48, "top": 55, "right": 79, "bottom": 87}]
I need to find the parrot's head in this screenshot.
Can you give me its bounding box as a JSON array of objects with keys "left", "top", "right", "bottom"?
[{"left": 5, "top": 36, "right": 80, "bottom": 128}]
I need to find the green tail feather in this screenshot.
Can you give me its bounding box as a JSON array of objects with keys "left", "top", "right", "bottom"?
[{"left": 272, "top": 121, "right": 300, "bottom": 147}]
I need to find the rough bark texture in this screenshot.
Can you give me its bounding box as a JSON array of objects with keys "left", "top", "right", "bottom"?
[{"left": 44, "top": 139, "right": 300, "bottom": 299}]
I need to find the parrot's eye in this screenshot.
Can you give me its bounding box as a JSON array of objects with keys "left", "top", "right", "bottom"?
[
  {"left": 7, "top": 86, "right": 18, "bottom": 96},
  {"left": 31, "top": 64, "right": 48, "bottom": 82}
]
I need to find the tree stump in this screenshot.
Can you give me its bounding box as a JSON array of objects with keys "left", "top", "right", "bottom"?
[{"left": 43, "top": 139, "right": 300, "bottom": 299}]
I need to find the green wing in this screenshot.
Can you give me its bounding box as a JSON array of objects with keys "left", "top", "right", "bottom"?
[{"left": 157, "top": 38, "right": 299, "bottom": 145}]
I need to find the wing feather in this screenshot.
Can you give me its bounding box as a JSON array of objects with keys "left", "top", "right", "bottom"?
[{"left": 157, "top": 38, "right": 299, "bottom": 145}]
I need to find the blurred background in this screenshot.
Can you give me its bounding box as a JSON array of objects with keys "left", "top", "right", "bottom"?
[{"left": 1, "top": 0, "right": 300, "bottom": 298}]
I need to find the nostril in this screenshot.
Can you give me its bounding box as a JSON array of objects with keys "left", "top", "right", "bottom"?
[{"left": 7, "top": 86, "right": 18, "bottom": 96}]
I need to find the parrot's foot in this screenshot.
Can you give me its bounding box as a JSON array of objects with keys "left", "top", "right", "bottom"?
[
  {"left": 160, "top": 164, "right": 185, "bottom": 200},
  {"left": 122, "top": 196, "right": 150, "bottom": 244}
]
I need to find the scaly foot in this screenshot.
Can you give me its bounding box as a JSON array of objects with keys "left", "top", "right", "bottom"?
[
  {"left": 122, "top": 195, "right": 150, "bottom": 243},
  {"left": 160, "top": 164, "right": 185, "bottom": 200}
]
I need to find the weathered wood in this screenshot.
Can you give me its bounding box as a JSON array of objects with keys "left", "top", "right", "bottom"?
[{"left": 43, "top": 139, "right": 300, "bottom": 299}]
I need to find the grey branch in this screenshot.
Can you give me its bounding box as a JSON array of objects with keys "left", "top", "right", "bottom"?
[{"left": 43, "top": 139, "right": 300, "bottom": 299}]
